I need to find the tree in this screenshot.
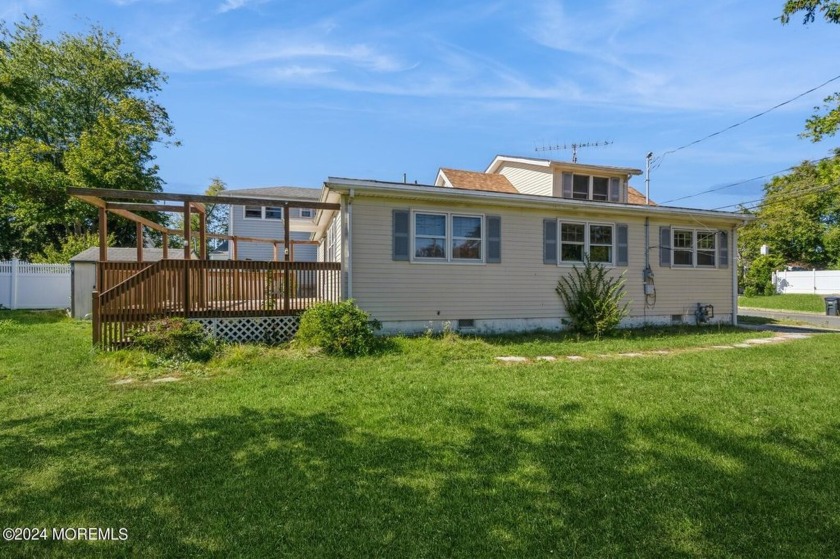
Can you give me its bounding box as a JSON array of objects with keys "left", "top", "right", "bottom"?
[
  {"left": 739, "top": 152, "right": 840, "bottom": 267},
  {"left": 780, "top": 1, "right": 840, "bottom": 141},
  {"left": 0, "top": 15, "right": 176, "bottom": 260},
  {"left": 172, "top": 178, "right": 228, "bottom": 253}
]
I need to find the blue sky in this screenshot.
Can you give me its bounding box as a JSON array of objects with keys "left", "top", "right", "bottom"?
[{"left": 3, "top": 0, "right": 840, "bottom": 209}]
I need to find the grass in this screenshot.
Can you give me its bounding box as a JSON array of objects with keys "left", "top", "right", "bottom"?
[
  {"left": 2, "top": 310, "right": 840, "bottom": 557},
  {"left": 739, "top": 293, "right": 827, "bottom": 313}
]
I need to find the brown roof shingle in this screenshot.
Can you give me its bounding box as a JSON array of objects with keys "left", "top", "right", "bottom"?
[
  {"left": 439, "top": 168, "right": 518, "bottom": 194},
  {"left": 627, "top": 186, "right": 656, "bottom": 206}
]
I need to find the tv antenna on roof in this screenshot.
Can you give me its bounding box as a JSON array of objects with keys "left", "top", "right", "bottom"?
[{"left": 535, "top": 140, "right": 613, "bottom": 163}]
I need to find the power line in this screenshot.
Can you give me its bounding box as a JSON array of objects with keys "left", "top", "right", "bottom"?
[
  {"left": 712, "top": 180, "right": 840, "bottom": 211},
  {"left": 651, "top": 73, "right": 840, "bottom": 171},
  {"left": 660, "top": 155, "right": 835, "bottom": 204}
]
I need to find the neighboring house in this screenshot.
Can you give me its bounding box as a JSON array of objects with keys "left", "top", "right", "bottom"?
[
  {"left": 309, "top": 154, "right": 749, "bottom": 333},
  {"left": 70, "top": 247, "right": 193, "bottom": 319},
  {"left": 219, "top": 186, "right": 321, "bottom": 261}
]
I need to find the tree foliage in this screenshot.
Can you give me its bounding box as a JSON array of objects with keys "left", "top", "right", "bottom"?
[
  {"left": 171, "top": 178, "right": 228, "bottom": 252},
  {"left": 739, "top": 153, "right": 840, "bottom": 268},
  {"left": 0, "top": 16, "right": 176, "bottom": 260},
  {"left": 780, "top": 1, "right": 840, "bottom": 141}
]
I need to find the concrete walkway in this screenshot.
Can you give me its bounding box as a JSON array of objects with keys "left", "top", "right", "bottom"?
[{"left": 738, "top": 307, "right": 840, "bottom": 331}]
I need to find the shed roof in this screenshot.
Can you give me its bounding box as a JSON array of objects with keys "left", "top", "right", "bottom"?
[{"left": 70, "top": 247, "right": 193, "bottom": 263}]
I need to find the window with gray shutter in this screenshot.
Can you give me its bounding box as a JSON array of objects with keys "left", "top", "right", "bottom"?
[
  {"left": 487, "top": 216, "right": 501, "bottom": 263},
  {"left": 544, "top": 219, "right": 558, "bottom": 264},
  {"left": 616, "top": 224, "right": 629, "bottom": 266},
  {"left": 562, "top": 173, "right": 573, "bottom": 199},
  {"left": 609, "top": 178, "right": 620, "bottom": 202},
  {"left": 719, "top": 230, "right": 729, "bottom": 268},
  {"left": 392, "top": 210, "right": 410, "bottom": 261},
  {"left": 659, "top": 226, "right": 671, "bottom": 267}
]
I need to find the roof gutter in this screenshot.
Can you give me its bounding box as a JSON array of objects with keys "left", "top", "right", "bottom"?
[{"left": 324, "top": 177, "right": 754, "bottom": 224}]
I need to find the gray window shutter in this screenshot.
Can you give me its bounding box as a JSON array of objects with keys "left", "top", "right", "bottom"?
[
  {"left": 719, "top": 230, "right": 729, "bottom": 268},
  {"left": 487, "top": 216, "right": 501, "bottom": 263},
  {"left": 544, "top": 219, "right": 558, "bottom": 264},
  {"left": 659, "top": 226, "right": 671, "bottom": 267},
  {"left": 617, "top": 224, "right": 629, "bottom": 266},
  {"left": 609, "top": 178, "right": 620, "bottom": 202},
  {"left": 562, "top": 173, "right": 573, "bottom": 199},
  {"left": 393, "top": 210, "right": 410, "bottom": 261}
]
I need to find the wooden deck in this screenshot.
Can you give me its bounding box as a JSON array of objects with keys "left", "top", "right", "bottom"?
[{"left": 93, "top": 260, "right": 342, "bottom": 349}]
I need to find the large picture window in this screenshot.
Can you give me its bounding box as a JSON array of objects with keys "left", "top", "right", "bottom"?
[
  {"left": 413, "top": 211, "right": 484, "bottom": 263},
  {"left": 559, "top": 221, "right": 614, "bottom": 264}
]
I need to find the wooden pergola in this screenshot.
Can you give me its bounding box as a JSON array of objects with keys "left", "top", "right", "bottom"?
[
  {"left": 67, "top": 187, "right": 344, "bottom": 349},
  {"left": 67, "top": 186, "right": 340, "bottom": 263}
]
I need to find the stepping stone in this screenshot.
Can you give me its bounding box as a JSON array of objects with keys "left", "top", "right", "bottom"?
[
  {"left": 619, "top": 353, "right": 644, "bottom": 357},
  {"left": 566, "top": 355, "right": 585, "bottom": 361},
  {"left": 112, "top": 378, "right": 135, "bottom": 385},
  {"left": 536, "top": 356, "right": 557, "bottom": 362},
  {"left": 151, "top": 376, "right": 181, "bottom": 383},
  {"left": 744, "top": 338, "right": 775, "bottom": 345},
  {"left": 733, "top": 343, "right": 752, "bottom": 348},
  {"left": 653, "top": 350, "right": 671, "bottom": 355},
  {"left": 779, "top": 333, "right": 811, "bottom": 340},
  {"left": 496, "top": 356, "right": 529, "bottom": 363},
  {"left": 711, "top": 345, "right": 734, "bottom": 349}
]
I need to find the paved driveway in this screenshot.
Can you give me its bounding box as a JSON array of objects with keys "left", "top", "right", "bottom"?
[{"left": 739, "top": 307, "right": 840, "bottom": 330}]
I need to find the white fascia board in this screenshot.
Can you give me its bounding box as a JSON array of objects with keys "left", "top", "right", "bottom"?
[
  {"left": 485, "top": 155, "right": 551, "bottom": 174},
  {"left": 434, "top": 169, "right": 452, "bottom": 187},
  {"left": 324, "top": 177, "right": 754, "bottom": 225},
  {"left": 312, "top": 187, "right": 342, "bottom": 242}
]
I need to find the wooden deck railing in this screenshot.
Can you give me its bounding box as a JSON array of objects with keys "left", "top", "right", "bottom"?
[{"left": 93, "top": 260, "right": 342, "bottom": 349}]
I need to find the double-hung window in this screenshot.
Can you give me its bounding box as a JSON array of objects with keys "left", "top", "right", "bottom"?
[
  {"left": 265, "top": 206, "right": 283, "bottom": 220},
  {"left": 413, "top": 211, "right": 483, "bottom": 262},
  {"left": 244, "top": 205, "right": 263, "bottom": 219},
  {"left": 559, "top": 221, "right": 614, "bottom": 264},
  {"left": 672, "top": 229, "right": 716, "bottom": 267}
]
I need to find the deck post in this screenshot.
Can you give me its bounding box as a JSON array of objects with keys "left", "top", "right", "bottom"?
[
  {"left": 273, "top": 242, "right": 279, "bottom": 262},
  {"left": 98, "top": 207, "right": 108, "bottom": 294},
  {"left": 284, "top": 205, "right": 291, "bottom": 312},
  {"left": 162, "top": 233, "right": 169, "bottom": 259},
  {"left": 92, "top": 289, "right": 101, "bottom": 346},
  {"left": 183, "top": 201, "right": 192, "bottom": 259},
  {"left": 136, "top": 222, "right": 144, "bottom": 263},
  {"left": 198, "top": 210, "right": 207, "bottom": 260}
]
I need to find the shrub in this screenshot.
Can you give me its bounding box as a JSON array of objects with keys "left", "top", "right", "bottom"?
[
  {"left": 742, "top": 254, "right": 784, "bottom": 296},
  {"left": 131, "top": 317, "right": 217, "bottom": 362},
  {"left": 295, "top": 299, "right": 381, "bottom": 357},
  {"left": 555, "top": 257, "right": 629, "bottom": 339}
]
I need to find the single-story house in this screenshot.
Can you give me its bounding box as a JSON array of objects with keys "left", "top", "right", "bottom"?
[
  {"left": 70, "top": 247, "right": 193, "bottom": 319},
  {"left": 218, "top": 186, "right": 321, "bottom": 261},
  {"left": 307, "top": 154, "right": 749, "bottom": 333}
]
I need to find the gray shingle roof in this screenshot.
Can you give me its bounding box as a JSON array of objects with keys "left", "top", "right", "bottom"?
[{"left": 219, "top": 186, "right": 321, "bottom": 200}]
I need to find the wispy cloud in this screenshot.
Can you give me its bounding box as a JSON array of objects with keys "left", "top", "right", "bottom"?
[{"left": 216, "top": 0, "right": 266, "bottom": 14}]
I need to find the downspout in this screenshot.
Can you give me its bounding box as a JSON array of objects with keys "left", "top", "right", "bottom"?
[
  {"left": 345, "top": 190, "right": 354, "bottom": 300},
  {"left": 732, "top": 225, "right": 740, "bottom": 326}
]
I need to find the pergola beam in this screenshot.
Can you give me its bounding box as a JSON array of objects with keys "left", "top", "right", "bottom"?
[
  {"left": 108, "top": 202, "right": 186, "bottom": 213},
  {"left": 108, "top": 209, "right": 169, "bottom": 233},
  {"left": 68, "top": 187, "right": 339, "bottom": 210}
]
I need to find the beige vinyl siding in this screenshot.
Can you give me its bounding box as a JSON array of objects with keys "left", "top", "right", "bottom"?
[
  {"left": 495, "top": 162, "right": 552, "bottom": 196},
  {"left": 349, "top": 196, "right": 734, "bottom": 324}
]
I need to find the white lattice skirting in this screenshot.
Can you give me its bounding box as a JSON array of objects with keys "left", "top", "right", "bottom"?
[{"left": 194, "top": 316, "right": 301, "bottom": 344}]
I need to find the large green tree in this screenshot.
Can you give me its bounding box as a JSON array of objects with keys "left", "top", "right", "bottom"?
[
  {"left": 780, "top": 1, "right": 840, "bottom": 141},
  {"left": 0, "top": 16, "right": 176, "bottom": 260},
  {"left": 739, "top": 152, "right": 840, "bottom": 267}
]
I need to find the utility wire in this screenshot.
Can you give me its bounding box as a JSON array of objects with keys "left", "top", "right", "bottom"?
[
  {"left": 651, "top": 73, "right": 840, "bottom": 171},
  {"left": 712, "top": 180, "right": 840, "bottom": 211},
  {"left": 660, "top": 155, "right": 835, "bottom": 204}
]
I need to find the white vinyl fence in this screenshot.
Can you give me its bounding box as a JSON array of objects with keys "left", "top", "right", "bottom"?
[
  {"left": 0, "top": 259, "right": 71, "bottom": 310},
  {"left": 773, "top": 269, "right": 840, "bottom": 295}
]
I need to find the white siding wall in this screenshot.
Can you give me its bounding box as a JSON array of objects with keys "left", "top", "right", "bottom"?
[
  {"left": 229, "top": 205, "right": 317, "bottom": 261},
  {"left": 495, "top": 163, "right": 552, "bottom": 196},
  {"left": 349, "top": 196, "right": 735, "bottom": 332}
]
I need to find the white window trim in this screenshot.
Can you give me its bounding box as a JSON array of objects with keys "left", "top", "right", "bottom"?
[
  {"left": 243, "top": 205, "right": 264, "bottom": 220},
  {"left": 558, "top": 220, "right": 615, "bottom": 266},
  {"left": 672, "top": 229, "right": 718, "bottom": 268},
  {"left": 410, "top": 210, "right": 486, "bottom": 264}
]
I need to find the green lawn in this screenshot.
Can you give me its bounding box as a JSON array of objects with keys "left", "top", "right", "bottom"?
[
  {"left": 2, "top": 311, "right": 840, "bottom": 558},
  {"left": 739, "top": 293, "right": 827, "bottom": 313}
]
